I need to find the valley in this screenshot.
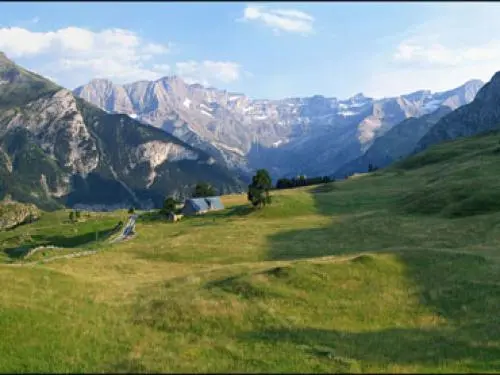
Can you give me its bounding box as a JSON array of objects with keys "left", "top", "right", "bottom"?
[
  {"left": 1, "top": 3, "right": 500, "bottom": 371},
  {"left": 1, "top": 131, "right": 500, "bottom": 372}
]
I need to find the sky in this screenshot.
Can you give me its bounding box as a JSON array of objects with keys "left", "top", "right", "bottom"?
[{"left": 1, "top": 1, "right": 500, "bottom": 100}]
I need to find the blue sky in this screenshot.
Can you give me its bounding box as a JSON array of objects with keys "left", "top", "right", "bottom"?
[{"left": 1, "top": 2, "right": 500, "bottom": 99}]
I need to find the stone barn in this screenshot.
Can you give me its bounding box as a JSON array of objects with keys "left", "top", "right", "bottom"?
[{"left": 182, "top": 197, "right": 224, "bottom": 216}]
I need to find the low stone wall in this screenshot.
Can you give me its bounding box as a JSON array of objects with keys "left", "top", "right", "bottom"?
[{"left": 24, "top": 245, "right": 63, "bottom": 259}]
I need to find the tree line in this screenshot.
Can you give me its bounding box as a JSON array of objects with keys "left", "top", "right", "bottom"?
[
  {"left": 275, "top": 175, "right": 333, "bottom": 190},
  {"left": 135, "top": 167, "right": 338, "bottom": 217}
]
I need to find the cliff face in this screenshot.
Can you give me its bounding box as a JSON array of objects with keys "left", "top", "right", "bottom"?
[
  {"left": 74, "top": 72, "right": 483, "bottom": 178},
  {"left": 0, "top": 53, "right": 244, "bottom": 210},
  {"left": 415, "top": 72, "right": 500, "bottom": 153}
]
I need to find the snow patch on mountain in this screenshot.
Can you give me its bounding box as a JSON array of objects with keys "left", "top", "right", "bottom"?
[
  {"left": 213, "top": 142, "right": 245, "bottom": 156},
  {"left": 201, "top": 109, "right": 214, "bottom": 118},
  {"left": 253, "top": 115, "right": 268, "bottom": 120},
  {"left": 339, "top": 111, "right": 357, "bottom": 117},
  {"left": 200, "top": 103, "right": 212, "bottom": 112},
  {"left": 273, "top": 139, "right": 289, "bottom": 148},
  {"left": 423, "top": 99, "right": 442, "bottom": 112}
]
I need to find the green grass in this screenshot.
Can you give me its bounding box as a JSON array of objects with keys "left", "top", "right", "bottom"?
[
  {"left": 1, "top": 132, "right": 500, "bottom": 372},
  {"left": 0, "top": 210, "right": 126, "bottom": 262}
]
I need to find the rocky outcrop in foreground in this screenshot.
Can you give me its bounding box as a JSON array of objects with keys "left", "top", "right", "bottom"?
[{"left": 0, "top": 201, "right": 41, "bottom": 230}]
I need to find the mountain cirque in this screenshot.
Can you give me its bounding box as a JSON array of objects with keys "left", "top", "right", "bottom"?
[{"left": 74, "top": 76, "right": 484, "bottom": 179}]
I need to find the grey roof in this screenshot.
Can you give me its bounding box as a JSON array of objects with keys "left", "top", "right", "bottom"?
[
  {"left": 205, "top": 196, "right": 224, "bottom": 210},
  {"left": 185, "top": 196, "right": 224, "bottom": 212},
  {"left": 187, "top": 198, "right": 210, "bottom": 212}
]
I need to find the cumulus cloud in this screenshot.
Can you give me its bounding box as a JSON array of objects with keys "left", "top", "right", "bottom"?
[
  {"left": 175, "top": 60, "right": 242, "bottom": 85},
  {"left": 241, "top": 5, "right": 314, "bottom": 35},
  {"left": 393, "top": 39, "right": 500, "bottom": 67},
  {"left": 0, "top": 26, "right": 171, "bottom": 85},
  {"left": 0, "top": 26, "right": 244, "bottom": 88},
  {"left": 0, "top": 27, "right": 169, "bottom": 59},
  {"left": 365, "top": 5, "right": 500, "bottom": 98}
]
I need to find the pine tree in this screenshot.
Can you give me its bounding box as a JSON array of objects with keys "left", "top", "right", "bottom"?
[
  {"left": 247, "top": 169, "right": 272, "bottom": 208},
  {"left": 162, "top": 197, "right": 177, "bottom": 215}
]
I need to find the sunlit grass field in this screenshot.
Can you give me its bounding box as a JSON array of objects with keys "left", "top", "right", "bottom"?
[{"left": 1, "top": 132, "right": 500, "bottom": 372}]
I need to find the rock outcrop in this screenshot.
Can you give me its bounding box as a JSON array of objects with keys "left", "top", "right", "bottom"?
[{"left": 0, "top": 201, "right": 41, "bottom": 231}]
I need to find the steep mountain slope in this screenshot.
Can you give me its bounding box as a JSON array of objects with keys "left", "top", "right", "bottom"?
[
  {"left": 415, "top": 71, "right": 500, "bottom": 153},
  {"left": 75, "top": 76, "right": 483, "bottom": 178},
  {"left": 246, "top": 80, "right": 482, "bottom": 178},
  {"left": 0, "top": 52, "right": 60, "bottom": 109},
  {"left": 334, "top": 106, "right": 452, "bottom": 177},
  {"left": 0, "top": 53, "right": 243, "bottom": 209}
]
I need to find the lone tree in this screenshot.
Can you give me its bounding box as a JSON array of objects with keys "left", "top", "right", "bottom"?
[
  {"left": 368, "top": 163, "right": 379, "bottom": 172},
  {"left": 75, "top": 210, "right": 81, "bottom": 220},
  {"left": 69, "top": 211, "right": 75, "bottom": 223},
  {"left": 248, "top": 169, "right": 272, "bottom": 208},
  {"left": 193, "top": 182, "right": 216, "bottom": 198},
  {"left": 128, "top": 206, "right": 135, "bottom": 214},
  {"left": 162, "top": 197, "right": 177, "bottom": 215}
]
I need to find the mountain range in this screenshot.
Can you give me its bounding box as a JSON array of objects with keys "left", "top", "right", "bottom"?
[
  {"left": 74, "top": 76, "right": 484, "bottom": 179},
  {"left": 3, "top": 49, "right": 500, "bottom": 210},
  {"left": 0, "top": 52, "right": 244, "bottom": 210}
]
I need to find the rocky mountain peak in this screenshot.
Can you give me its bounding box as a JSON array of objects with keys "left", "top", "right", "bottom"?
[
  {"left": 351, "top": 92, "right": 367, "bottom": 101},
  {"left": 463, "top": 78, "right": 485, "bottom": 87},
  {"left": 0, "top": 51, "right": 11, "bottom": 65},
  {"left": 414, "top": 71, "right": 500, "bottom": 155},
  {"left": 88, "top": 78, "right": 114, "bottom": 86},
  {"left": 0, "top": 52, "right": 17, "bottom": 75},
  {"left": 473, "top": 71, "right": 500, "bottom": 102},
  {"left": 73, "top": 72, "right": 484, "bottom": 180},
  {"left": 0, "top": 57, "right": 244, "bottom": 209}
]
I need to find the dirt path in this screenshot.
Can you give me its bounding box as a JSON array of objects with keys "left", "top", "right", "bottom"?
[
  {"left": 3, "top": 216, "right": 137, "bottom": 267},
  {"left": 110, "top": 214, "right": 137, "bottom": 243}
]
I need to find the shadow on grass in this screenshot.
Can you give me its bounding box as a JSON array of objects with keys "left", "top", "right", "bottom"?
[
  {"left": 238, "top": 325, "right": 500, "bottom": 372},
  {"left": 259, "top": 180, "right": 500, "bottom": 371},
  {"left": 309, "top": 183, "right": 339, "bottom": 194},
  {"left": 3, "top": 223, "right": 121, "bottom": 259},
  {"left": 216, "top": 204, "right": 254, "bottom": 218}
]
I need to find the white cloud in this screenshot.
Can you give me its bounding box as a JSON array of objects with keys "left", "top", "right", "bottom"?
[
  {"left": 365, "top": 6, "right": 500, "bottom": 98},
  {"left": 152, "top": 63, "right": 171, "bottom": 73},
  {"left": 0, "top": 26, "right": 168, "bottom": 59},
  {"left": 0, "top": 26, "right": 245, "bottom": 88},
  {"left": 393, "top": 39, "right": 500, "bottom": 67},
  {"left": 241, "top": 5, "right": 314, "bottom": 35},
  {"left": 0, "top": 26, "right": 172, "bottom": 87},
  {"left": 175, "top": 60, "right": 242, "bottom": 85}
]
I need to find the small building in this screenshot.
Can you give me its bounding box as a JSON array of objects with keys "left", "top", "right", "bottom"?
[
  {"left": 167, "top": 212, "right": 183, "bottom": 222},
  {"left": 182, "top": 196, "right": 224, "bottom": 216}
]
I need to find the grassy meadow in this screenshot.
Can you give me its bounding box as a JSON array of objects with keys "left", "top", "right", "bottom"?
[{"left": 1, "top": 131, "right": 500, "bottom": 372}]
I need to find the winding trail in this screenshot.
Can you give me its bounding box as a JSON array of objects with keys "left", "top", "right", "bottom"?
[
  {"left": 3, "top": 215, "right": 138, "bottom": 267},
  {"left": 110, "top": 214, "right": 138, "bottom": 243}
]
